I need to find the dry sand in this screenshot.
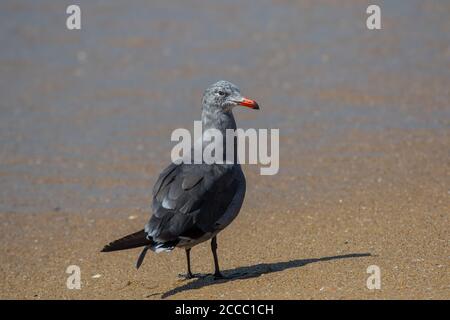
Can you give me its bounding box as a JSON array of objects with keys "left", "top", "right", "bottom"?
[
  {"left": 1, "top": 127, "right": 448, "bottom": 299},
  {"left": 0, "top": 0, "right": 449, "bottom": 299}
]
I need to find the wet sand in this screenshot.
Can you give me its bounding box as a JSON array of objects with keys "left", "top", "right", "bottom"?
[{"left": 0, "top": 0, "right": 449, "bottom": 299}]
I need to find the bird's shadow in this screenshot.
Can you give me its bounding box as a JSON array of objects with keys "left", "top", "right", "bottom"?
[{"left": 160, "top": 252, "right": 372, "bottom": 298}]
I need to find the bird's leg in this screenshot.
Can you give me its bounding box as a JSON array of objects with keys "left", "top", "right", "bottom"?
[
  {"left": 178, "top": 248, "right": 206, "bottom": 280},
  {"left": 185, "top": 248, "right": 193, "bottom": 278},
  {"left": 211, "top": 236, "right": 225, "bottom": 279},
  {"left": 178, "top": 248, "right": 194, "bottom": 279}
]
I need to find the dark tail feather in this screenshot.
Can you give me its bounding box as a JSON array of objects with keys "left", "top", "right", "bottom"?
[
  {"left": 101, "top": 229, "right": 152, "bottom": 252},
  {"left": 136, "top": 246, "right": 149, "bottom": 269}
]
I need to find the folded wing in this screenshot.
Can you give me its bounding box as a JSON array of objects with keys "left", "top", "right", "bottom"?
[{"left": 145, "top": 163, "right": 239, "bottom": 250}]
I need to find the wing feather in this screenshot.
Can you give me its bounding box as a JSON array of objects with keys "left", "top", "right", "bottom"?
[{"left": 146, "top": 163, "right": 240, "bottom": 244}]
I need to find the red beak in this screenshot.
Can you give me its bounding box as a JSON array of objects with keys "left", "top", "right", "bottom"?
[{"left": 238, "top": 97, "right": 260, "bottom": 110}]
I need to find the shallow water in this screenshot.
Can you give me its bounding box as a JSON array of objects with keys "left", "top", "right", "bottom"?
[{"left": 0, "top": 0, "right": 449, "bottom": 214}]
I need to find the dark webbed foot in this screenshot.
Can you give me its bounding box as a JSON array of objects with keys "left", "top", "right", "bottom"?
[
  {"left": 178, "top": 273, "right": 205, "bottom": 280},
  {"left": 213, "top": 272, "right": 227, "bottom": 280}
]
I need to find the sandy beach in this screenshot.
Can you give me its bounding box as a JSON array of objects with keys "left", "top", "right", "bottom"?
[{"left": 0, "top": 0, "right": 449, "bottom": 299}]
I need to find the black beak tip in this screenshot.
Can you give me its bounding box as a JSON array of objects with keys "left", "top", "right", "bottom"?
[{"left": 254, "top": 103, "right": 260, "bottom": 110}]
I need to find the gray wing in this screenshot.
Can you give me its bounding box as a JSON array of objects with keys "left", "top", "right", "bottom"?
[{"left": 145, "top": 163, "right": 241, "bottom": 247}]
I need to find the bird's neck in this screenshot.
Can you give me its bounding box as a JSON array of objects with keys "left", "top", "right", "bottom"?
[
  {"left": 201, "top": 108, "right": 237, "bottom": 135},
  {"left": 199, "top": 108, "right": 238, "bottom": 163}
]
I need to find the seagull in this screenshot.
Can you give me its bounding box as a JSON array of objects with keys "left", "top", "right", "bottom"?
[{"left": 101, "top": 80, "right": 259, "bottom": 279}]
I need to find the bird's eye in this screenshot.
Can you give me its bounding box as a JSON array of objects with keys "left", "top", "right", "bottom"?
[{"left": 217, "top": 91, "right": 225, "bottom": 96}]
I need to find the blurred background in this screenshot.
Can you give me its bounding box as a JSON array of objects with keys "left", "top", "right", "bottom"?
[
  {"left": 1, "top": 0, "right": 449, "bottom": 214},
  {"left": 0, "top": 0, "right": 449, "bottom": 299}
]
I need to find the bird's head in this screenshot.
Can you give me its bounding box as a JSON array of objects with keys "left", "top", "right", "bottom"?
[{"left": 202, "top": 80, "right": 259, "bottom": 113}]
